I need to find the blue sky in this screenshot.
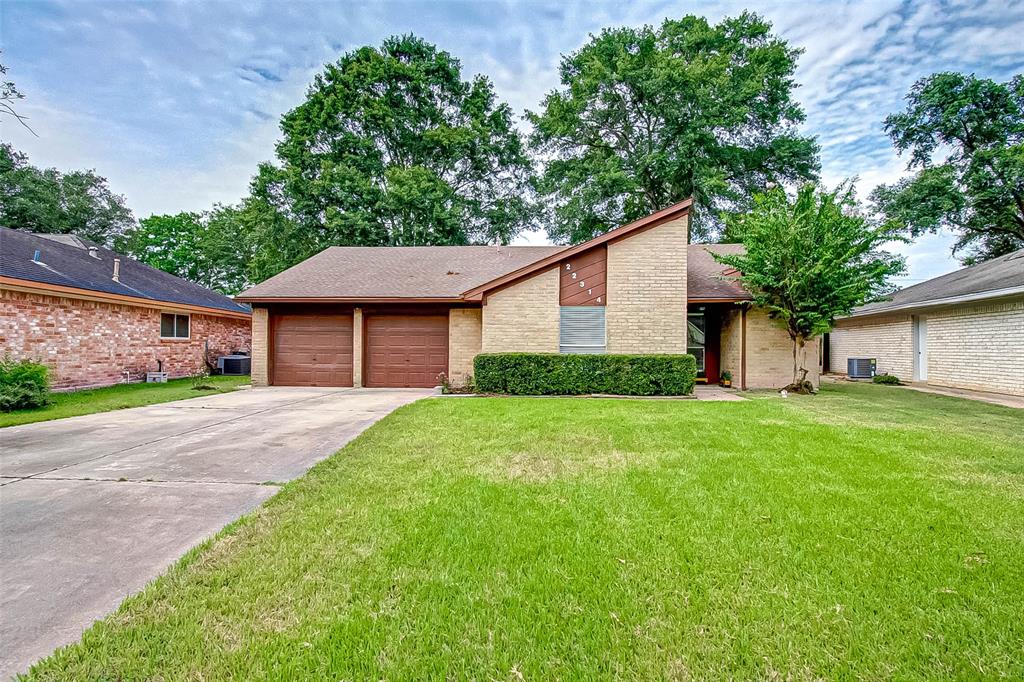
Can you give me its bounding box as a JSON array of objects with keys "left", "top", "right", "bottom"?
[{"left": 3, "top": 0, "right": 1023, "bottom": 284}]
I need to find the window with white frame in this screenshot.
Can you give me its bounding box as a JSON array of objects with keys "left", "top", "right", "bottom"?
[
  {"left": 559, "top": 307, "right": 605, "bottom": 354},
  {"left": 160, "top": 313, "right": 190, "bottom": 339}
]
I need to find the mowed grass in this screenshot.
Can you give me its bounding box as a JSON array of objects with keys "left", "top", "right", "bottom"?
[
  {"left": 0, "top": 375, "right": 249, "bottom": 428},
  {"left": 24, "top": 383, "right": 1024, "bottom": 680}
]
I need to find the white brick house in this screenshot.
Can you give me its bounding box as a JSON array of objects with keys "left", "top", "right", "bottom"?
[
  {"left": 829, "top": 249, "right": 1024, "bottom": 397},
  {"left": 237, "top": 200, "right": 812, "bottom": 391}
]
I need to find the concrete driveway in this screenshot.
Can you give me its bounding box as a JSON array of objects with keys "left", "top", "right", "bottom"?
[{"left": 0, "top": 386, "right": 432, "bottom": 679}]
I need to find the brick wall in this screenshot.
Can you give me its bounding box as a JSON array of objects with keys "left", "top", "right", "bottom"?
[
  {"left": 923, "top": 298, "right": 1023, "bottom": 396},
  {"left": 352, "top": 307, "right": 364, "bottom": 387},
  {"left": 251, "top": 306, "right": 269, "bottom": 387},
  {"left": 481, "top": 267, "right": 560, "bottom": 353},
  {"left": 829, "top": 313, "right": 914, "bottom": 381},
  {"left": 719, "top": 306, "right": 820, "bottom": 390},
  {"left": 744, "top": 307, "right": 819, "bottom": 389},
  {"left": 606, "top": 215, "right": 688, "bottom": 353},
  {"left": 720, "top": 307, "right": 742, "bottom": 382},
  {"left": 448, "top": 308, "right": 482, "bottom": 386},
  {"left": 1, "top": 288, "right": 251, "bottom": 390}
]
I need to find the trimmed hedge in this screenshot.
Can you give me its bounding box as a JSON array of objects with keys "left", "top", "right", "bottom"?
[
  {"left": 871, "top": 373, "right": 901, "bottom": 385},
  {"left": 0, "top": 356, "right": 51, "bottom": 411},
  {"left": 474, "top": 353, "right": 697, "bottom": 396}
]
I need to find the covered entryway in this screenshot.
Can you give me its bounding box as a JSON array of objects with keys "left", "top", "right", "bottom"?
[
  {"left": 365, "top": 312, "right": 448, "bottom": 388},
  {"left": 271, "top": 311, "right": 353, "bottom": 386}
]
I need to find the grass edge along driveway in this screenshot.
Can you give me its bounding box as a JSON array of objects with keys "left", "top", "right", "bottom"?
[
  {"left": 22, "top": 382, "right": 1024, "bottom": 680},
  {"left": 0, "top": 375, "right": 250, "bottom": 428}
]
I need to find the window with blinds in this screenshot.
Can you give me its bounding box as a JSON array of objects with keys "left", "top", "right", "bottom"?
[{"left": 560, "top": 306, "right": 606, "bottom": 354}]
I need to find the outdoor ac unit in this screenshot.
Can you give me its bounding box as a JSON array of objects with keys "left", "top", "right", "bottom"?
[
  {"left": 217, "top": 354, "right": 251, "bottom": 376},
  {"left": 847, "top": 357, "right": 876, "bottom": 379}
]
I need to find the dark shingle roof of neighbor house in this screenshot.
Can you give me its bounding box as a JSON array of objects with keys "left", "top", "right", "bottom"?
[
  {"left": 0, "top": 227, "right": 250, "bottom": 315},
  {"left": 850, "top": 247, "right": 1024, "bottom": 317},
  {"left": 235, "top": 240, "right": 753, "bottom": 302}
]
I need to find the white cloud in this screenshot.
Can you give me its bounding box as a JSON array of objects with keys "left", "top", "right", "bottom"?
[{"left": 5, "top": 0, "right": 1023, "bottom": 284}]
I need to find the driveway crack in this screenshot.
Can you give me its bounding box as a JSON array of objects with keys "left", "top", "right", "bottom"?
[{"left": 16, "top": 390, "right": 357, "bottom": 482}]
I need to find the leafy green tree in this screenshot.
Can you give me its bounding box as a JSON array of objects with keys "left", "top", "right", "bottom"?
[
  {"left": 0, "top": 143, "right": 134, "bottom": 246},
  {"left": 117, "top": 205, "right": 252, "bottom": 294},
  {"left": 251, "top": 34, "right": 535, "bottom": 277},
  {"left": 871, "top": 72, "right": 1024, "bottom": 263},
  {"left": 529, "top": 12, "right": 819, "bottom": 244},
  {"left": 714, "top": 184, "right": 903, "bottom": 391}
]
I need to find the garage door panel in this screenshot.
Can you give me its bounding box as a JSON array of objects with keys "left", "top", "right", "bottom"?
[
  {"left": 365, "top": 314, "right": 448, "bottom": 388},
  {"left": 272, "top": 313, "right": 353, "bottom": 387}
]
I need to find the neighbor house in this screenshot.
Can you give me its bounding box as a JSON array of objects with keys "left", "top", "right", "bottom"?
[
  {"left": 235, "top": 200, "right": 815, "bottom": 391},
  {"left": 828, "top": 248, "right": 1024, "bottom": 397},
  {"left": 0, "top": 228, "right": 251, "bottom": 390}
]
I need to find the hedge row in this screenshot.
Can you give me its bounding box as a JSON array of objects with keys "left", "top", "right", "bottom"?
[
  {"left": 0, "top": 356, "right": 51, "bottom": 412},
  {"left": 473, "top": 353, "right": 696, "bottom": 396}
]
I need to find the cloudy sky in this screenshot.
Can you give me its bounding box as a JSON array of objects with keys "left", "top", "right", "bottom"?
[{"left": 3, "top": 0, "right": 1023, "bottom": 284}]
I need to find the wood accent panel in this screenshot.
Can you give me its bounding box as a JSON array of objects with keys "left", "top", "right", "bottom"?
[
  {"left": 560, "top": 245, "right": 607, "bottom": 306},
  {"left": 364, "top": 313, "right": 448, "bottom": 388},
  {"left": 271, "top": 312, "right": 353, "bottom": 386}
]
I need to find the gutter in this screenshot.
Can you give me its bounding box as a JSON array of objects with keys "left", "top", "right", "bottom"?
[{"left": 845, "top": 285, "right": 1024, "bottom": 318}]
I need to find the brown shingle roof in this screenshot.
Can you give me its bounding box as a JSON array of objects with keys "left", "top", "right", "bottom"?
[
  {"left": 687, "top": 243, "right": 751, "bottom": 301},
  {"left": 236, "top": 245, "right": 566, "bottom": 300}
]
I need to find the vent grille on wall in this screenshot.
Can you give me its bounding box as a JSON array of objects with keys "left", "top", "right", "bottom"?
[{"left": 560, "top": 306, "right": 606, "bottom": 354}]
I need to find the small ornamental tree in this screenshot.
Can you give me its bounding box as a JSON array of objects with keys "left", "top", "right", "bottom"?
[{"left": 714, "top": 184, "right": 904, "bottom": 392}]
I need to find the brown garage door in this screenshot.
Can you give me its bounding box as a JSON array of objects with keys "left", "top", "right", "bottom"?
[
  {"left": 365, "top": 313, "right": 448, "bottom": 388},
  {"left": 272, "top": 312, "right": 353, "bottom": 386}
]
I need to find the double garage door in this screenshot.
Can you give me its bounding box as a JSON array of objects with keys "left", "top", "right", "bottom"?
[{"left": 271, "top": 310, "right": 447, "bottom": 388}]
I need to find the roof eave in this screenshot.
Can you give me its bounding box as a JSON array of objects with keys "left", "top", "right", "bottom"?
[
  {"left": 844, "top": 285, "right": 1024, "bottom": 318},
  {"left": 0, "top": 276, "right": 251, "bottom": 318},
  {"left": 233, "top": 295, "right": 468, "bottom": 304}
]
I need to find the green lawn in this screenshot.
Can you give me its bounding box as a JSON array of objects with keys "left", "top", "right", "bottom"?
[
  {"left": 0, "top": 375, "right": 250, "bottom": 428},
  {"left": 23, "top": 383, "right": 1024, "bottom": 680}
]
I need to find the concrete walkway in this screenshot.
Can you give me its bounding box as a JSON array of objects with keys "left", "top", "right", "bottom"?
[
  {"left": 821, "top": 375, "right": 1023, "bottom": 409},
  {"left": 898, "top": 382, "right": 1024, "bottom": 409},
  {"left": 0, "top": 386, "right": 432, "bottom": 679},
  {"left": 694, "top": 385, "right": 746, "bottom": 401}
]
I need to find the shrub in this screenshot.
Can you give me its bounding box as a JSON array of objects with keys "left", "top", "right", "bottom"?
[
  {"left": 0, "top": 356, "right": 51, "bottom": 411},
  {"left": 872, "top": 373, "right": 901, "bottom": 385},
  {"left": 474, "top": 353, "right": 696, "bottom": 396}
]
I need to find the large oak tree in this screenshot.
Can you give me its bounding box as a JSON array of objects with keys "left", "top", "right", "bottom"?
[
  {"left": 251, "top": 34, "right": 535, "bottom": 277},
  {"left": 871, "top": 72, "right": 1024, "bottom": 263},
  {"left": 529, "top": 12, "right": 819, "bottom": 244},
  {"left": 0, "top": 144, "right": 134, "bottom": 246}
]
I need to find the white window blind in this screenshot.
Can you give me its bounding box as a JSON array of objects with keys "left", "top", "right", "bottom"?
[{"left": 560, "top": 306, "right": 606, "bottom": 354}]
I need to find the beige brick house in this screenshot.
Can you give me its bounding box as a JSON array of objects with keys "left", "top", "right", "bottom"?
[
  {"left": 0, "top": 228, "right": 251, "bottom": 389},
  {"left": 236, "top": 200, "right": 812, "bottom": 390},
  {"left": 829, "top": 249, "right": 1024, "bottom": 397}
]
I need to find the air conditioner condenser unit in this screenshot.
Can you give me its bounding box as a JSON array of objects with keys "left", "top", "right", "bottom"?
[{"left": 847, "top": 357, "right": 876, "bottom": 379}]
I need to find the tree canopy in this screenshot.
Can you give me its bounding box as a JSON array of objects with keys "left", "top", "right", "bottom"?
[
  {"left": 528, "top": 12, "right": 820, "bottom": 244},
  {"left": 715, "top": 184, "right": 903, "bottom": 391},
  {"left": 115, "top": 206, "right": 253, "bottom": 295},
  {"left": 250, "top": 34, "right": 536, "bottom": 278},
  {"left": 0, "top": 143, "right": 134, "bottom": 246},
  {"left": 871, "top": 72, "right": 1024, "bottom": 263}
]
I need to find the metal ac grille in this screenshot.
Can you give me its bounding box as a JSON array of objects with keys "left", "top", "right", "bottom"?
[
  {"left": 560, "top": 306, "right": 606, "bottom": 354},
  {"left": 847, "top": 357, "right": 876, "bottom": 379}
]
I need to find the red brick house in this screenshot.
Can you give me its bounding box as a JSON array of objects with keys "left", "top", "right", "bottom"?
[
  {"left": 236, "top": 200, "right": 814, "bottom": 390},
  {"left": 0, "top": 228, "right": 251, "bottom": 390}
]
